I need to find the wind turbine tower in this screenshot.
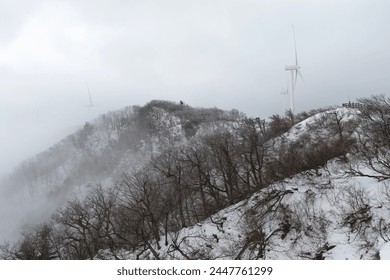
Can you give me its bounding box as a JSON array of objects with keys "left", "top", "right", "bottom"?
[
  {"left": 280, "top": 77, "right": 289, "bottom": 112},
  {"left": 280, "top": 88, "right": 289, "bottom": 111},
  {"left": 284, "top": 25, "right": 303, "bottom": 115}
]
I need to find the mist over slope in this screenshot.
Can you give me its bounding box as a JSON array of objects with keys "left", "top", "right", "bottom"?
[
  {"left": 1, "top": 96, "right": 390, "bottom": 260},
  {"left": 0, "top": 100, "right": 242, "bottom": 243}
]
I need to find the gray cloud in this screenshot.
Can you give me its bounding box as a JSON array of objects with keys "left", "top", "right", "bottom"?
[{"left": 0, "top": 0, "right": 390, "bottom": 178}]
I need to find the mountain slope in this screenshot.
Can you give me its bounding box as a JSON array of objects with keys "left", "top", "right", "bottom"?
[
  {"left": 95, "top": 103, "right": 390, "bottom": 260},
  {"left": 0, "top": 101, "right": 242, "bottom": 243},
  {"left": 108, "top": 159, "right": 388, "bottom": 260},
  {"left": 1, "top": 96, "right": 390, "bottom": 260}
]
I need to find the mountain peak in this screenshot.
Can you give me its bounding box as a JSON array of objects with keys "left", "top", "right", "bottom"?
[{"left": 2, "top": 95, "right": 390, "bottom": 260}]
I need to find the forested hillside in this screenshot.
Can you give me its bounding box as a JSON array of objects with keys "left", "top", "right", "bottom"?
[{"left": 1, "top": 95, "right": 390, "bottom": 260}]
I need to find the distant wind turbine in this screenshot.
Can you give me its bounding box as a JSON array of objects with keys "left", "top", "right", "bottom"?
[
  {"left": 86, "top": 84, "right": 95, "bottom": 108},
  {"left": 280, "top": 88, "right": 289, "bottom": 111},
  {"left": 280, "top": 78, "right": 289, "bottom": 112},
  {"left": 284, "top": 25, "right": 304, "bottom": 114}
]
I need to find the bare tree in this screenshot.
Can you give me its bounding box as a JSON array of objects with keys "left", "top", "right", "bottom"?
[
  {"left": 236, "top": 118, "right": 268, "bottom": 191},
  {"left": 115, "top": 169, "right": 167, "bottom": 257},
  {"left": 0, "top": 223, "right": 59, "bottom": 260},
  {"left": 348, "top": 95, "right": 390, "bottom": 180},
  {"left": 52, "top": 186, "right": 118, "bottom": 259}
]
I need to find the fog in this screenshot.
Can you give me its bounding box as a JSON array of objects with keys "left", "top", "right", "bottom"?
[{"left": 0, "top": 0, "right": 390, "bottom": 225}]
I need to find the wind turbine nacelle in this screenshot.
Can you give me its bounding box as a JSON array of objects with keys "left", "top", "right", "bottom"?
[
  {"left": 280, "top": 89, "right": 288, "bottom": 95},
  {"left": 284, "top": 65, "right": 300, "bottom": 71}
]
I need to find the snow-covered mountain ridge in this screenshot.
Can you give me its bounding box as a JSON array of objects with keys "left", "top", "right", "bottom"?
[
  {"left": 1, "top": 96, "right": 390, "bottom": 260},
  {"left": 108, "top": 159, "right": 388, "bottom": 260},
  {"left": 0, "top": 101, "right": 242, "bottom": 244},
  {"left": 95, "top": 104, "right": 390, "bottom": 260}
]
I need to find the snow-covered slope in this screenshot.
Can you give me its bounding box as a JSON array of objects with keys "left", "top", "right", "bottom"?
[
  {"left": 0, "top": 101, "right": 241, "bottom": 243},
  {"left": 2, "top": 98, "right": 390, "bottom": 260},
  {"left": 100, "top": 153, "right": 390, "bottom": 260},
  {"left": 95, "top": 106, "right": 390, "bottom": 260}
]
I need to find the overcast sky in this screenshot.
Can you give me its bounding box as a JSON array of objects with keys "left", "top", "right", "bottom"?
[{"left": 0, "top": 0, "right": 389, "bottom": 178}]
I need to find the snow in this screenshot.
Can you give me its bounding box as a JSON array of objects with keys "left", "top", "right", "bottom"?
[
  {"left": 379, "top": 242, "right": 390, "bottom": 259},
  {"left": 97, "top": 107, "right": 389, "bottom": 260},
  {"left": 124, "top": 159, "right": 386, "bottom": 260},
  {"left": 1, "top": 103, "right": 389, "bottom": 260}
]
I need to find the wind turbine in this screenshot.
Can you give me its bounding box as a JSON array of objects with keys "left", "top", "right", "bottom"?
[
  {"left": 280, "top": 88, "right": 289, "bottom": 112},
  {"left": 284, "top": 25, "right": 303, "bottom": 114},
  {"left": 280, "top": 77, "right": 289, "bottom": 111},
  {"left": 86, "top": 83, "right": 95, "bottom": 108}
]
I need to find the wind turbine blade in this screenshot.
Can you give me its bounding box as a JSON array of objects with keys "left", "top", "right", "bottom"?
[
  {"left": 298, "top": 69, "right": 305, "bottom": 84},
  {"left": 86, "top": 84, "right": 94, "bottom": 107},
  {"left": 292, "top": 25, "right": 298, "bottom": 66},
  {"left": 294, "top": 69, "right": 298, "bottom": 88}
]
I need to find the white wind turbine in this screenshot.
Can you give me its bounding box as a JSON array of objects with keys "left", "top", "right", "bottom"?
[
  {"left": 280, "top": 78, "right": 289, "bottom": 111},
  {"left": 86, "top": 83, "right": 95, "bottom": 108},
  {"left": 284, "top": 25, "right": 303, "bottom": 114},
  {"left": 280, "top": 89, "right": 289, "bottom": 111}
]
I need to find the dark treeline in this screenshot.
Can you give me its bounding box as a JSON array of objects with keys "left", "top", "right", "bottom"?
[{"left": 1, "top": 96, "right": 389, "bottom": 260}]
